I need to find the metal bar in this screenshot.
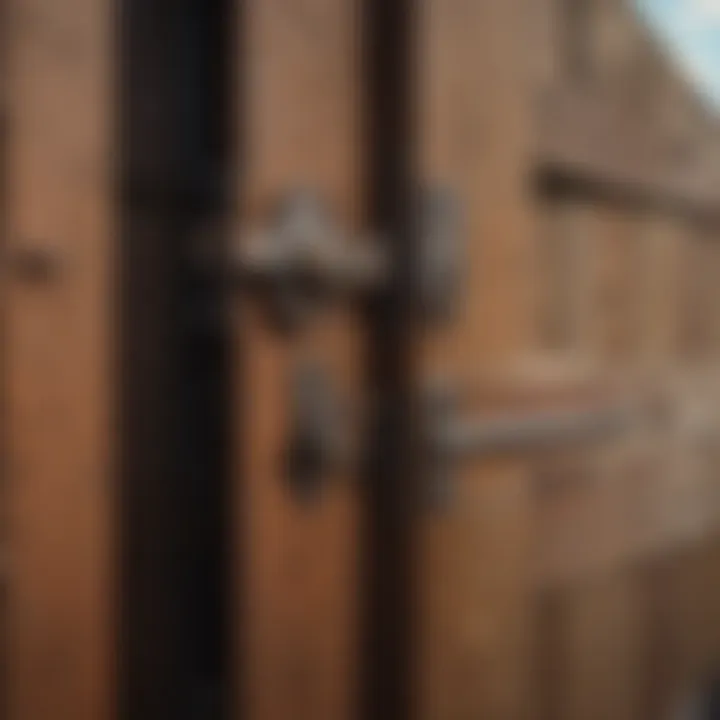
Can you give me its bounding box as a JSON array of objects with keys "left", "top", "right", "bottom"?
[{"left": 434, "top": 403, "right": 632, "bottom": 458}]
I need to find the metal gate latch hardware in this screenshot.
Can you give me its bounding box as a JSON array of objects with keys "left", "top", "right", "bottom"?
[
  {"left": 422, "top": 381, "right": 632, "bottom": 508},
  {"left": 235, "top": 192, "right": 387, "bottom": 331},
  {"left": 233, "top": 187, "right": 465, "bottom": 331},
  {"left": 416, "top": 186, "right": 466, "bottom": 323},
  {"left": 286, "top": 361, "right": 352, "bottom": 501}
]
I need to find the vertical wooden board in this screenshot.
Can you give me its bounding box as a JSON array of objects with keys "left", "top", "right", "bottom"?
[
  {"left": 234, "top": 2, "right": 363, "bottom": 719},
  {"left": 631, "top": 215, "right": 694, "bottom": 554},
  {"left": 414, "top": 459, "right": 532, "bottom": 720},
  {"left": 4, "top": 0, "right": 113, "bottom": 719},
  {"left": 636, "top": 215, "right": 682, "bottom": 371},
  {"left": 419, "top": 0, "right": 535, "bottom": 373},
  {"left": 679, "top": 225, "right": 704, "bottom": 362},
  {"left": 638, "top": 544, "right": 720, "bottom": 718},
  {"left": 534, "top": 573, "right": 652, "bottom": 720},
  {"left": 535, "top": 199, "right": 565, "bottom": 353},
  {"left": 528, "top": 0, "right": 561, "bottom": 96},
  {"left": 640, "top": 544, "right": 720, "bottom": 718},
  {"left": 679, "top": 224, "right": 719, "bottom": 364},
  {"left": 531, "top": 589, "right": 563, "bottom": 720},
  {"left": 691, "top": 540, "right": 720, "bottom": 682},
  {"left": 700, "top": 537, "right": 720, "bottom": 674},
  {"left": 640, "top": 560, "right": 680, "bottom": 720},
  {"left": 707, "top": 231, "right": 720, "bottom": 359},
  {"left": 663, "top": 545, "right": 720, "bottom": 691},
  {"left": 644, "top": 551, "right": 704, "bottom": 713},
  {"left": 536, "top": 200, "right": 600, "bottom": 360},
  {"left": 585, "top": 208, "right": 657, "bottom": 568},
  {"left": 554, "top": 572, "right": 644, "bottom": 720},
  {"left": 593, "top": 207, "right": 645, "bottom": 367},
  {"left": 414, "top": 0, "right": 535, "bottom": 718},
  {"left": 533, "top": 444, "right": 638, "bottom": 588},
  {"left": 0, "top": 0, "right": 7, "bottom": 710}
]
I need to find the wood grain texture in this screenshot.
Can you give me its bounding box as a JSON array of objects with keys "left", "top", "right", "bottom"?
[
  {"left": 4, "top": 0, "right": 114, "bottom": 718},
  {"left": 413, "top": 1, "right": 535, "bottom": 718},
  {"left": 528, "top": 3, "right": 720, "bottom": 717},
  {"left": 554, "top": 572, "right": 644, "bottom": 720},
  {"left": 233, "top": 1, "right": 364, "bottom": 719}
]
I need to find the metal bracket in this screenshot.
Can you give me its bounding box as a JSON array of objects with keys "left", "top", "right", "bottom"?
[
  {"left": 234, "top": 191, "right": 387, "bottom": 332},
  {"left": 421, "top": 381, "right": 462, "bottom": 509},
  {"left": 285, "top": 361, "right": 351, "bottom": 502},
  {"left": 422, "top": 380, "right": 633, "bottom": 509},
  {"left": 416, "top": 186, "right": 466, "bottom": 323},
  {"left": 233, "top": 187, "right": 465, "bottom": 332}
]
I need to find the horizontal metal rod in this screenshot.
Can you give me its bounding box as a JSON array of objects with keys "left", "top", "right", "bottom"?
[{"left": 434, "top": 404, "right": 632, "bottom": 458}]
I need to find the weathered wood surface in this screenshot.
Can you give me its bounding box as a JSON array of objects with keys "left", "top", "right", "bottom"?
[
  {"left": 527, "top": 3, "right": 720, "bottom": 719},
  {"left": 413, "top": 1, "right": 536, "bottom": 718},
  {"left": 4, "top": 0, "right": 114, "bottom": 718},
  {"left": 0, "top": 1, "right": 718, "bottom": 720},
  {"left": 410, "top": 0, "right": 720, "bottom": 717},
  {"left": 232, "top": 2, "right": 365, "bottom": 719}
]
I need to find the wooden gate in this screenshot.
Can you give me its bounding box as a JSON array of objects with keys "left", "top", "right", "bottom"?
[{"left": 4, "top": 0, "right": 720, "bottom": 719}]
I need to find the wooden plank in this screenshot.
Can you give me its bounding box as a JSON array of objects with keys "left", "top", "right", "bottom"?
[
  {"left": 413, "top": 1, "right": 535, "bottom": 718},
  {"left": 535, "top": 199, "right": 601, "bottom": 361},
  {"left": 531, "top": 588, "right": 563, "bottom": 720},
  {"left": 534, "top": 571, "right": 660, "bottom": 720},
  {"left": 679, "top": 224, "right": 720, "bottom": 363},
  {"left": 643, "top": 546, "right": 720, "bottom": 716},
  {"left": 593, "top": 207, "right": 643, "bottom": 366},
  {"left": 552, "top": 572, "right": 644, "bottom": 720},
  {"left": 232, "top": 2, "right": 364, "bottom": 719},
  {"left": 636, "top": 216, "right": 683, "bottom": 370},
  {"left": 4, "top": 0, "right": 113, "bottom": 718}
]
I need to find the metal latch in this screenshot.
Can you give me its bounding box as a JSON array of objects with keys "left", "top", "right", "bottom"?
[
  {"left": 231, "top": 188, "right": 466, "bottom": 502},
  {"left": 415, "top": 187, "right": 465, "bottom": 323},
  {"left": 285, "top": 361, "right": 353, "bottom": 501},
  {"left": 234, "top": 192, "right": 387, "bottom": 331},
  {"left": 422, "top": 382, "right": 633, "bottom": 508},
  {"left": 233, "top": 187, "right": 465, "bottom": 331}
]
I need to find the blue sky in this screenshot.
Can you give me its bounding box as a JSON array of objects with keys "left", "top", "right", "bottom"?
[{"left": 636, "top": 0, "right": 720, "bottom": 106}]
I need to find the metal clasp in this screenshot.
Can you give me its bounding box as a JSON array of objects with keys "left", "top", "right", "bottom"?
[
  {"left": 235, "top": 191, "right": 387, "bottom": 332},
  {"left": 422, "top": 380, "right": 633, "bottom": 508},
  {"left": 285, "top": 361, "right": 353, "bottom": 502},
  {"left": 233, "top": 187, "right": 465, "bottom": 332}
]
